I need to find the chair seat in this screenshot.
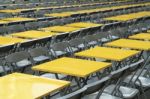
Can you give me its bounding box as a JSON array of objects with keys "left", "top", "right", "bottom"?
[
  {"left": 101, "top": 38, "right": 110, "bottom": 42},
  {"left": 124, "top": 75, "right": 150, "bottom": 87},
  {"left": 82, "top": 92, "right": 122, "bottom": 99},
  {"left": 55, "top": 51, "right": 66, "bottom": 56},
  {"left": 100, "top": 93, "right": 122, "bottom": 99},
  {"left": 71, "top": 47, "right": 78, "bottom": 52},
  {"left": 16, "top": 59, "right": 32, "bottom": 68},
  {"left": 111, "top": 36, "right": 119, "bottom": 39},
  {"left": 88, "top": 41, "right": 97, "bottom": 46},
  {"left": 78, "top": 44, "right": 85, "bottom": 49},
  {"left": 132, "top": 29, "right": 139, "bottom": 33},
  {"left": 33, "top": 55, "right": 50, "bottom": 62},
  {"left": 104, "top": 84, "right": 139, "bottom": 98},
  {"left": 41, "top": 73, "right": 66, "bottom": 79}
]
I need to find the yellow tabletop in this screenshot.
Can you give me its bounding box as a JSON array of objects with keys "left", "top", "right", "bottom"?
[
  {"left": 105, "top": 39, "right": 150, "bottom": 51},
  {"left": 147, "top": 30, "right": 150, "bottom": 33},
  {"left": 41, "top": 26, "right": 81, "bottom": 33},
  {"left": 32, "top": 57, "right": 111, "bottom": 78},
  {"left": 0, "top": 9, "right": 22, "bottom": 13},
  {"left": 45, "top": 12, "right": 73, "bottom": 17},
  {"left": 75, "top": 47, "right": 140, "bottom": 61},
  {"left": 10, "top": 30, "right": 56, "bottom": 39},
  {"left": 0, "top": 36, "right": 26, "bottom": 45},
  {"left": 0, "top": 73, "right": 70, "bottom": 99},
  {"left": 2, "top": 17, "right": 36, "bottom": 22},
  {"left": 0, "top": 20, "right": 9, "bottom": 24},
  {"left": 65, "top": 22, "right": 103, "bottom": 28},
  {"left": 104, "top": 11, "right": 150, "bottom": 21},
  {"left": 129, "top": 33, "right": 150, "bottom": 41}
]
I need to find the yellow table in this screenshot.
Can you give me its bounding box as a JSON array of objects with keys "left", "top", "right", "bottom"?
[
  {"left": 104, "top": 11, "right": 150, "bottom": 21},
  {"left": 129, "top": 33, "right": 150, "bottom": 41},
  {"left": 147, "top": 30, "right": 150, "bottom": 33},
  {"left": 32, "top": 57, "right": 111, "bottom": 78},
  {"left": 0, "top": 9, "right": 22, "bottom": 14},
  {"left": 45, "top": 12, "right": 73, "bottom": 18},
  {"left": 105, "top": 39, "right": 150, "bottom": 51},
  {"left": 10, "top": 30, "right": 56, "bottom": 39},
  {"left": 75, "top": 47, "right": 140, "bottom": 61},
  {"left": 0, "top": 73, "right": 70, "bottom": 99},
  {"left": 65, "top": 22, "right": 103, "bottom": 28},
  {"left": 0, "top": 36, "right": 26, "bottom": 45},
  {"left": 41, "top": 26, "right": 81, "bottom": 33},
  {"left": 2, "top": 17, "right": 37, "bottom": 22}
]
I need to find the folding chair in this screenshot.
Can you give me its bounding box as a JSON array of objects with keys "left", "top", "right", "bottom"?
[
  {"left": 93, "top": 31, "right": 110, "bottom": 44},
  {"left": 5, "top": 51, "right": 34, "bottom": 72},
  {"left": 69, "top": 38, "right": 87, "bottom": 53},
  {"left": 50, "top": 41, "right": 72, "bottom": 58},
  {"left": 25, "top": 22, "right": 39, "bottom": 30},
  {"left": 82, "top": 76, "right": 122, "bottom": 99},
  {"left": 124, "top": 57, "right": 150, "bottom": 99},
  {"left": 83, "top": 35, "right": 98, "bottom": 48},
  {"left": 7, "top": 24, "right": 25, "bottom": 33},
  {"left": 104, "top": 66, "right": 139, "bottom": 99},
  {"left": 29, "top": 47, "right": 51, "bottom": 64}
]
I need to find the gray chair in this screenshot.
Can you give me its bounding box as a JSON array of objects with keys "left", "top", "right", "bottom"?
[
  {"left": 8, "top": 24, "right": 25, "bottom": 33},
  {"left": 25, "top": 22, "right": 39, "bottom": 30},
  {"left": 93, "top": 32, "right": 110, "bottom": 44},
  {"left": 69, "top": 38, "right": 86, "bottom": 52},
  {"left": 29, "top": 47, "right": 51, "bottom": 64},
  {"left": 82, "top": 76, "right": 122, "bottom": 99},
  {"left": 5, "top": 51, "right": 34, "bottom": 72},
  {"left": 50, "top": 42, "right": 72, "bottom": 58},
  {"left": 84, "top": 35, "right": 98, "bottom": 48},
  {"left": 104, "top": 66, "right": 139, "bottom": 99}
]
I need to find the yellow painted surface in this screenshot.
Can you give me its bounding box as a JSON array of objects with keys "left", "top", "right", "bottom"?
[
  {"left": 0, "top": 36, "right": 26, "bottom": 45},
  {"left": 41, "top": 26, "right": 81, "bottom": 33},
  {"left": 10, "top": 30, "right": 56, "bottom": 39},
  {"left": 0, "top": 73, "right": 70, "bottom": 99},
  {"left": 129, "top": 33, "right": 150, "bottom": 41},
  {"left": 75, "top": 46, "right": 140, "bottom": 61},
  {"left": 32, "top": 57, "right": 111, "bottom": 78},
  {"left": 105, "top": 39, "right": 150, "bottom": 50},
  {"left": 66, "top": 22, "right": 103, "bottom": 28}
]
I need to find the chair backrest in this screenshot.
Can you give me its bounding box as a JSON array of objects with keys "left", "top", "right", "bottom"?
[
  {"left": 8, "top": 24, "right": 25, "bottom": 33},
  {"left": 37, "top": 21, "right": 50, "bottom": 28},
  {"left": 57, "top": 87, "right": 87, "bottom": 99},
  {"left": 5, "top": 51, "right": 31, "bottom": 63},
  {"left": 25, "top": 22, "right": 39, "bottom": 30},
  {"left": 29, "top": 47, "right": 50, "bottom": 58},
  {"left": 84, "top": 35, "right": 98, "bottom": 43},
  {"left": 69, "top": 38, "right": 86, "bottom": 48},
  {"left": 51, "top": 41, "right": 71, "bottom": 52}
]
